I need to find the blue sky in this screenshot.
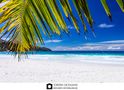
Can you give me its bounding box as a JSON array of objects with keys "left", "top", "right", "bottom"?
[
  {"left": 0, "top": 0, "right": 124, "bottom": 51},
  {"left": 43, "top": 0, "right": 124, "bottom": 51}
]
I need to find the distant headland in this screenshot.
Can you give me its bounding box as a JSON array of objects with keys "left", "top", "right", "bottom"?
[{"left": 0, "top": 39, "right": 52, "bottom": 51}]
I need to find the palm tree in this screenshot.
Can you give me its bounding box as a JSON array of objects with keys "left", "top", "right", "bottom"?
[{"left": 0, "top": 0, "right": 124, "bottom": 55}]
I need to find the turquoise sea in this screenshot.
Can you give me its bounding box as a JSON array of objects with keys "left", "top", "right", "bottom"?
[
  {"left": 0, "top": 51, "right": 124, "bottom": 64},
  {"left": 0, "top": 51, "right": 124, "bottom": 56}
]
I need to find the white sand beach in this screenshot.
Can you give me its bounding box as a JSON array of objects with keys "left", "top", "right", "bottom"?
[{"left": 0, "top": 55, "right": 124, "bottom": 82}]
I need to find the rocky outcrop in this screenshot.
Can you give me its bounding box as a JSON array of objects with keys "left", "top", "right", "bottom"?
[
  {"left": 31, "top": 47, "right": 52, "bottom": 51},
  {"left": 0, "top": 39, "right": 51, "bottom": 51}
]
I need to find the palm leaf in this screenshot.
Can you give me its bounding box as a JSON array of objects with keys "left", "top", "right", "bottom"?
[
  {"left": 101, "top": 0, "right": 112, "bottom": 21},
  {"left": 116, "top": 0, "right": 124, "bottom": 12}
]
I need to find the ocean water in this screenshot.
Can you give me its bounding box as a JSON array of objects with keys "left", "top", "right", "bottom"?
[
  {"left": 0, "top": 51, "right": 124, "bottom": 64},
  {"left": 34, "top": 51, "right": 124, "bottom": 56},
  {"left": 24, "top": 51, "right": 124, "bottom": 64},
  {"left": 0, "top": 51, "right": 124, "bottom": 56}
]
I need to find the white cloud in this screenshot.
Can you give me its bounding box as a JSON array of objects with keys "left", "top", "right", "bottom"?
[
  {"left": 45, "top": 40, "right": 62, "bottom": 43},
  {"left": 98, "top": 23, "right": 115, "bottom": 28},
  {"left": 108, "top": 46, "right": 121, "bottom": 50},
  {"left": 67, "top": 25, "right": 74, "bottom": 29},
  {"left": 53, "top": 40, "right": 124, "bottom": 51},
  {"left": 1, "top": 37, "right": 9, "bottom": 41},
  {"left": 0, "top": 1, "right": 9, "bottom": 8},
  {"left": 99, "top": 40, "right": 124, "bottom": 44}
]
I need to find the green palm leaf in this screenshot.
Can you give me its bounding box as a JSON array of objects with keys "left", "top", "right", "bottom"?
[
  {"left": 101, "top": 0, "right": 112, "bottom": 20},
  {"left": 116, "top": 0, "right": 124, "bottom": 12}
]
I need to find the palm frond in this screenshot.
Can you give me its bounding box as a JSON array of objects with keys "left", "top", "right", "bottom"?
[
  {"left": 116, "top": 0, "right": 124, "bottom": 12},
  {"left": 101, "top": 0, "right": 112, "bottom": 21}
]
